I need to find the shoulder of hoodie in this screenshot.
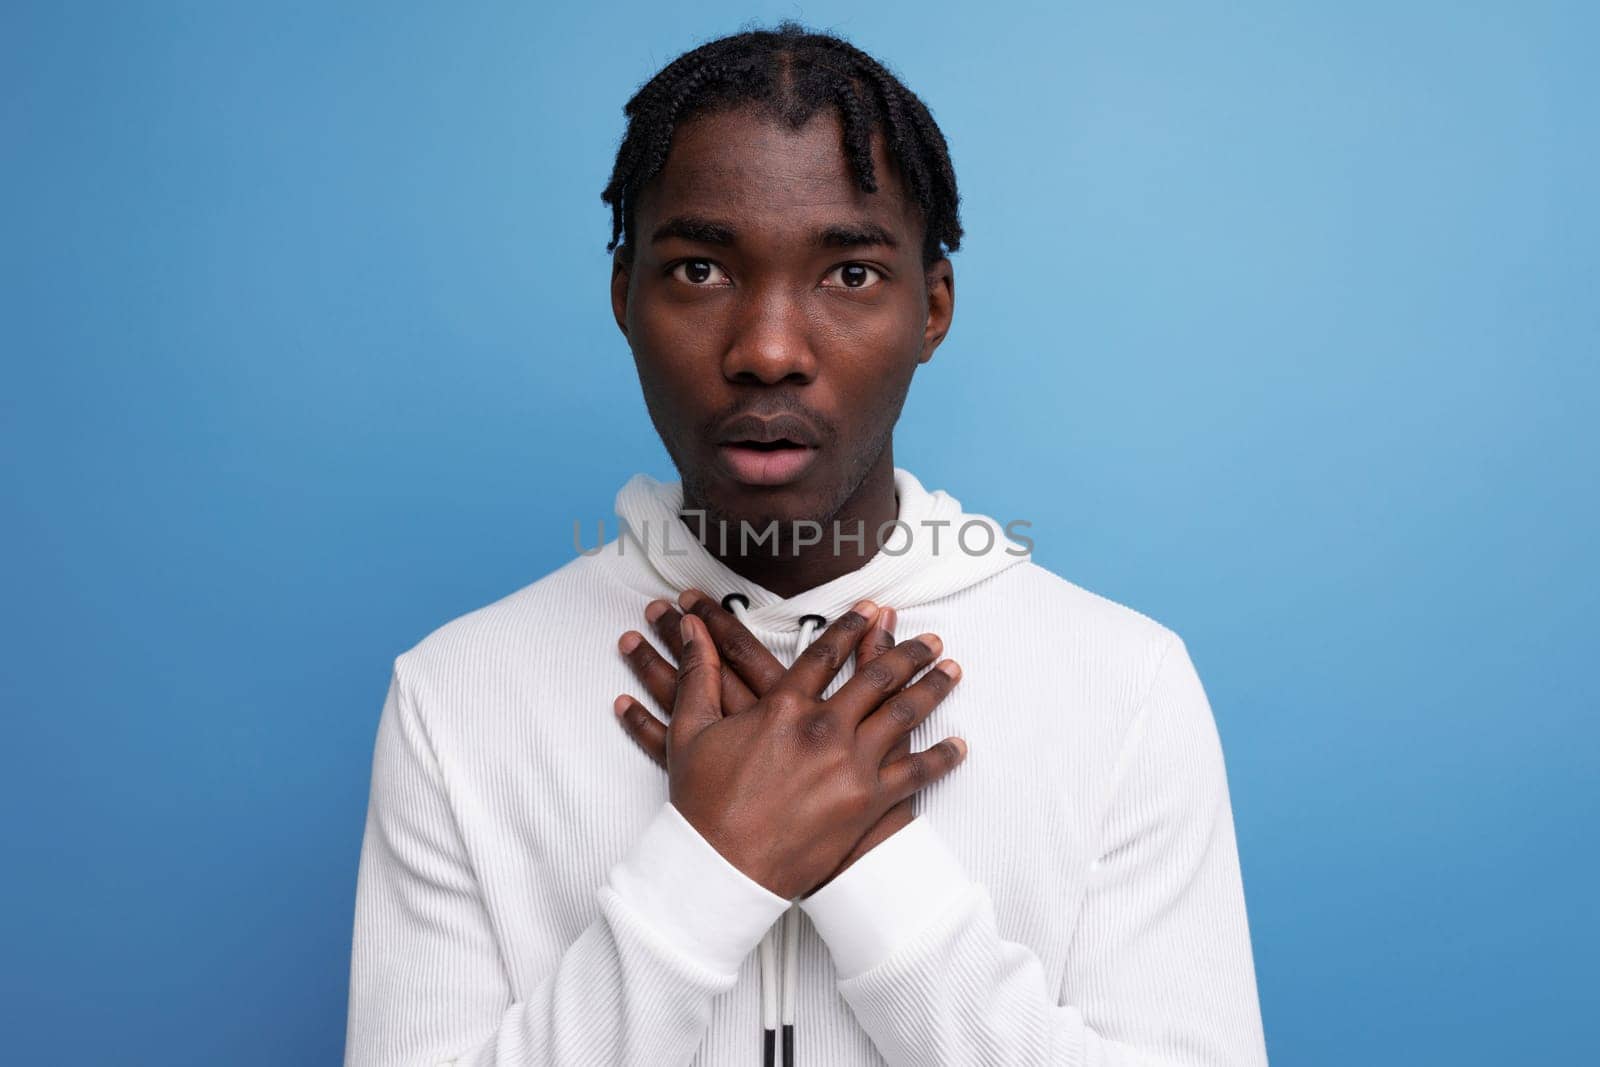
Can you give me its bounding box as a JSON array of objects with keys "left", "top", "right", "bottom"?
[
  {"left": 983, "top": 557, "right": 1188, "bottom": 689},
  {"left": 983, "top": 561, "right": 1215, "bottom": 767},
  {"left": 387, "top": 548, "right": 619, "bottom": 703}
]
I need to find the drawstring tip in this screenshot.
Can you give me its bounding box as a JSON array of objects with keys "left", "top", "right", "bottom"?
[
  {"left": 763, "top": 1027, "right": 776, "bottom": 1067},
  {"left": 782, "top": 1023, "right": 795, "bottom": 1066}
]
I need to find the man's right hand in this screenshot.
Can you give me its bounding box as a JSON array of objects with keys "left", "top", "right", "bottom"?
[{"left": 614, "top": 594, "right": 966, "bottom": 901}]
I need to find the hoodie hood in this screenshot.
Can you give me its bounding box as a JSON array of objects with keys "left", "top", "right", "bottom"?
[{"left": 607, "top": 466, "right": 1030, "bottom": 634}]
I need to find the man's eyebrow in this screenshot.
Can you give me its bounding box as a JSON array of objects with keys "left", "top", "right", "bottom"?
[
  {"left": 650, "top": 215, "right": 737, "bottom": 246},
  {"left": 816, "top": 222, "right": 899, "bottom": 250},
  {"left": 649, "top": 216, "right": 901, "bottom": 251}
]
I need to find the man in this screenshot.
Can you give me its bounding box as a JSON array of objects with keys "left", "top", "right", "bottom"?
[{"left": 345, "top": 21, "right": 1268, "bottom": 1067}]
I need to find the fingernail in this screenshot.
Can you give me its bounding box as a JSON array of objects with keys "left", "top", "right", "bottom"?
[
  {"left": 936, "top": 659, "right": 961, "bottom": 680},
  {"left": 677, "top": 588, "right": 704, "bottom": 610},
  {"left": 618, "top": 632, "right": 641, "bottom": 653},
  {"left": 916, "top": 632, "right": 944, "bottom": 656},
  {"left": 880, "top": 607, "right": 896, "bottom": 632},
  {"left": 644, "top": 600, "right": 669, "bottom": 624},
  {"left": 612, "top": 695, "right": 629, "bottom": 716},
  {"left": 951, "top": 737, "right": 968, "bottom": 759},
  {"left": 851, "top": 599, "right": 879, "bottom": 619},
  {"left": 679, "top": 615, "right": 693, "bottom": 645}
]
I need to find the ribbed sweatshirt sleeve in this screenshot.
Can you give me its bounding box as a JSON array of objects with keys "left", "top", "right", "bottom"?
[
  {"left": 798, "top": 636, "right": 1269, "bottom": 1066},
  {"left": 344, "top": 667, "right": 792, "bottom": 1067}
]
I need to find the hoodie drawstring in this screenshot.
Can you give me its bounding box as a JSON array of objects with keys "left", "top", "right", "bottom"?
[{"left": 723, "top": 593, "right": 821, "bottom": 1067}]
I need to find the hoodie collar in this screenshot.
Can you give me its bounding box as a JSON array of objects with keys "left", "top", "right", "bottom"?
[{"left": 607, "top": 467, "right": 1030, "bottom": 635}]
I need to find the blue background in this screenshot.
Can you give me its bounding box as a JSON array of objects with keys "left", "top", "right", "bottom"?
[{"left": 3, "top": 3, "right": 1594, "bottom": 1063}]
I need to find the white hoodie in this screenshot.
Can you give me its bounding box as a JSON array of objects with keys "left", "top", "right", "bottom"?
[{"left": 344, "top": 467, "right": 1269, "bottom": 1066}]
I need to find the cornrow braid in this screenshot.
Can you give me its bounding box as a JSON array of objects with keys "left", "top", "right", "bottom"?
[{"left": 600, "top": 20, "right": 963, "bottom": 268}]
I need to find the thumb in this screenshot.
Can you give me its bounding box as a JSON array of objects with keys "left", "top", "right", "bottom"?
[{"left": 670, "top": 612, "right": 724, "bottom": 742}]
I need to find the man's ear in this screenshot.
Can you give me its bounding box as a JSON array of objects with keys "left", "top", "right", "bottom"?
[
  {"left": 918, "top": 257, "right": 954, "bottom": 365},
  {"left": 610, "top": 250, "right": 631, "bottom": 340}
]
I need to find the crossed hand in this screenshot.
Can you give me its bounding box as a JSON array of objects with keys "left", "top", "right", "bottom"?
[{"left": 613, "top": 590, "right": 966, "bottom": 899}]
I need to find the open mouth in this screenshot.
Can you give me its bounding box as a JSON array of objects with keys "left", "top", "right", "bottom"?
[{"left": 716, "top": 440, "right": 820, "bottom": 486}]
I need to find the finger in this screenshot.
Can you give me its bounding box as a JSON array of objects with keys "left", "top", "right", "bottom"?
[
  {"left": 857, "top": 610, "right": 901, "bottom": 767},
  {"left": 646, "top": 600, "right": 688, "bottom": 658},
  {"left": 782, "top": 598, "right": 881, "bottom": 698},
  {"left": 671, "top": 613, "right": 724, "bottom": 740},
  {"left": 678, "top": 589, "right": 786, "bottom": 695},
  {"left": 649, "top": 598, "right": 759, "bottom": 712},
  {"left": 858, "top": 659, "right": 961, "bottom": 759},
  {"left": 618, "top": 630, "right": 681, "bottom": 714},
  {"left": 612, "top": 694, "right": 668, "bottom": 769},
  {"left": 826, "top": 631, "right": 944, "bottom": 725},
  {"left": 879, "top": 736, "right": 968, "bottom": 803},
  {"left": 857, "top": 606, "right": 896, "bottom": 667}
]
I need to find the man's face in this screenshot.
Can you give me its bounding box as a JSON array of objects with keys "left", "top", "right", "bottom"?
[{"left": 610, "top": 103, "right": 954, "bottom": 535}]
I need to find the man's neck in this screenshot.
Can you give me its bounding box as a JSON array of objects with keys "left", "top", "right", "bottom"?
[{"left": 682, "top": 454, "right": 899, "bottom": 600}]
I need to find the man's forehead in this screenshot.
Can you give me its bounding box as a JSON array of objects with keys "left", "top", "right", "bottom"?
[{"left": 636, "top": 107, "right": 916, "bottom": 240}]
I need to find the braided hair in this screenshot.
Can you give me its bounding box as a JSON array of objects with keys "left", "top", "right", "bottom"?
[{"left": 601, "top": 21, "right": 962, "bottom": 268}]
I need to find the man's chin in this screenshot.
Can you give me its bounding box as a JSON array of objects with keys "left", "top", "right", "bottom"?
[{"left": 681, "top": 466, "right": 836, "bottom": 536}]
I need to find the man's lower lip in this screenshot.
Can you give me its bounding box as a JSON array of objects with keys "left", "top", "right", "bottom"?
[{"left": 716, "top": 444, "right": 820, "bottom": 486}]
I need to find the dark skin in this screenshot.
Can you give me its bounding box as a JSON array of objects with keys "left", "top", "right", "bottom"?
[
  {"left": 608, "top": 104, "right": 954, "bottom": 596},
  {"left": 607, "top": 104, "right": 963, "bottom": 899},
  {"left": 614, "top": 596, "right": 963, "bottom": 898}
]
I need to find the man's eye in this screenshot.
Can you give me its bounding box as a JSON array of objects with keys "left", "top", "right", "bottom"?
[
  {"left": 670, "top": 259, "right": 729, "bottom": 286},
  {"left": 822, "top": 263, "right": 884, "bottom": 289}
]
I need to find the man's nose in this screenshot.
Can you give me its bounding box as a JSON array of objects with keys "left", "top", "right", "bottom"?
[{"left": 720, "top": 287, "right": 818, "bottom": 386}]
